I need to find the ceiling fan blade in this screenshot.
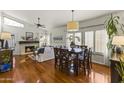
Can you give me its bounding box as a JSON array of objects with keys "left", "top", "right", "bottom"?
[
  {"left": 34, "top": 17, "right": 46, "bottom": 28},
  {"left": 41, "top": 25, "right": 46, "bottom": 28}
]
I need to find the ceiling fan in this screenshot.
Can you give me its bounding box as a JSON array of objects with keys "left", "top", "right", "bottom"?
[{"left": 35, "top": 17, "right": 46, "bottom": 28}]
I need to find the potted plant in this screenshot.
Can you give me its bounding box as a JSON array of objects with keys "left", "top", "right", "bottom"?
[
  {"left": 116, "top": 57, "right": 124, "bottom": 82},
  {"left": 105, "top": 14, "right": 124, "bottom": 57},
  {"left": 0, "top": 51, "right": 11, "bottom": 72}
]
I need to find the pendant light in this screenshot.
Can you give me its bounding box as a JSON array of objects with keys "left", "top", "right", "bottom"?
[{"left": 67, "top": 10, "right": 79, "bottom": 31}]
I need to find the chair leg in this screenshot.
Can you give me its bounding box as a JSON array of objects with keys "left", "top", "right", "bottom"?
[
  {"left": 55, "top": 62, "right": 57, "bottom": 69},
  {"left": 59, "top": 61, "right": 63, "bottom": 71},
  {"left": 55, "top": 59, "right": 57, "bottom": 68},
  {"left": 87, "top": 61, "right": 92, "bottom": 75},
  {"left": 65, "top": 62, "right": 69, "bottom": 74},
  {"left": 78, "top": 60, "right": 86, "bottom": 75},
  {"left": 83, "top": 61, "right": 86, "bottom": 75},
  {"left": 90, "top": 61, "right": 92, "bottom": 69}
]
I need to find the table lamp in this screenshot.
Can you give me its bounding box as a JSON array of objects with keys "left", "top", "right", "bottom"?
[
  {"left": 0, "top": 32, "right": 11, "bottom": 49},
  {"left": 112, "top": 36, "right": 124, "bottom": 54}
]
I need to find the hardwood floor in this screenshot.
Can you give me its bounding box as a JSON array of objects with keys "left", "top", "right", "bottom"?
[{"left": 0, "top": 55, "right": 110, "bottom": 83}]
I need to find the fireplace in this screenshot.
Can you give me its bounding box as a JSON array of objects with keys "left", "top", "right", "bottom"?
[
  {"left": 25, "top": 46, "right": 35, "bottom": 53},
  {"left": 19, "top": 41, "right": 39, "bottom": 55}
]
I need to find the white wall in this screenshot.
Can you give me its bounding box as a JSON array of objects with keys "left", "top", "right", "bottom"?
[
  {"left": 1, "top": 12, "right": 45, "bottom": 55},
  {"left": 113, "top": 11, "right": 124, "bottom": 35},
  {"left": 50, "top": 26, "right": 66, "bottom": 46}
]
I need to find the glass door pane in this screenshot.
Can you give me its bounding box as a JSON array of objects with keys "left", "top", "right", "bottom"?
[
  {"left": 66, "top": 33, "right": 73, "bottom": 48},
  {"left": 75, "top": 32, "right": 81, "bottom": 45}
]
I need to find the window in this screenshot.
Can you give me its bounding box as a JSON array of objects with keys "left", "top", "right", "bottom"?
[
  {"left": 39, "top": 33, "right": 50, "bottom": 47},
  {"left": 85, "top": 31, "right": 94, "bottom": 50},
  {"left": 66, "top": 33, "right": 73, "bottom": 48},
  {"left": 66, "top": 32, "right": 81, "bottom": 48},
  {"left": 4, "top": 17, "right": 24, "bottom": 28},
  {"left": 95, "top": 30, "right": 108, "bottom": 53},
  {"left": 75, "top": 32, "right": 81, "bottom": 45},
  {"left": 84, "top": 29, "right": 108, "bottom": 54},
  {"left": 66, "top": 29, "right": 108, "bottom": 54}
]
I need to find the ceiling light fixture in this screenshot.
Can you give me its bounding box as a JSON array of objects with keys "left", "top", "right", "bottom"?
[{"left": 67, "top": 10, "right": 79, "bottom": 31}]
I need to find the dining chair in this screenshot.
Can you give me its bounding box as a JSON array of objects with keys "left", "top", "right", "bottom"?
[
  {"left": 60, "top": 48, "right": 70, "bottom": 73},
  {"left": 54, "top": 48, "right": 61, "bottom": 69},
  {"left": 78, "top": 48, "right": 88, "bottom": 74},
  {"left": 87, "top": 48, "right": 92, "bottom": 69},
  {"left": 84, "top": 48, "right": 92, "bottom": 74},
  {"left": 68, "top": 49, "right": 81, "bottom": 75}
]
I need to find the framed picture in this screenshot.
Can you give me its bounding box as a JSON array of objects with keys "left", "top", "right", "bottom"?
[
  {"left": 26, "top": 32, "right": 33, "bottom": 40},
  {"left": 53, "top": 36, "right": 63, "bottom": 43}
]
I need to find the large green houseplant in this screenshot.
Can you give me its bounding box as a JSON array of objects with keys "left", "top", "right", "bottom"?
[
  {"left": 105, "top": 14, "right": 118, "bottom": 50},
  {"left": 116, "top": 57, "right": 124, "bottom": 83},
  {"left": 105, "top": 14, "right": 124, "bottom": 82},
  {"left": 105, "top": 14, "right": 124, "bottom": 56}
]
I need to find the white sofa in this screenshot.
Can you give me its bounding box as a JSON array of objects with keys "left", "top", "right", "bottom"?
[{"left": 35, "top": 47, "right": 54, "bottom": 62}]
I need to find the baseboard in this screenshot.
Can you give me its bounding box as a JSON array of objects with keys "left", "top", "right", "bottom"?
[{"left": 92, "top": 62, "right": 109, "bottom": 68}]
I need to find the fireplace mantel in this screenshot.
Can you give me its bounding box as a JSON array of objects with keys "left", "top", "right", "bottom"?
[{"left": 19, "top": 41, "right": 39, "bottom": 44}]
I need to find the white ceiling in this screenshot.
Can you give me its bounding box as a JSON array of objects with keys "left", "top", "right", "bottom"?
[{"left": 3, "top": 10, "right": 116, "bottom": 29}]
